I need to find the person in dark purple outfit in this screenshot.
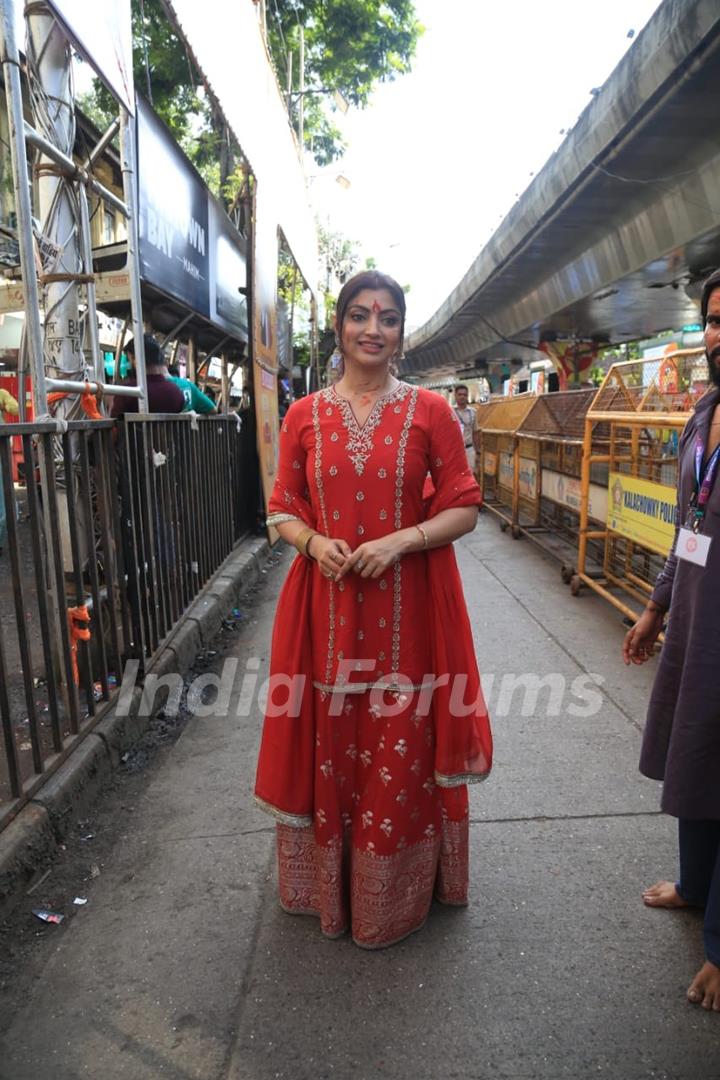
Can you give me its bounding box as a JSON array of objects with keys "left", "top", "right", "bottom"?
[
  {"left": 624, "top": 267, "right": 720, "bottom": 1012},
  {"left": 111, "top": 334, "right": 184, "bottom": 416}
]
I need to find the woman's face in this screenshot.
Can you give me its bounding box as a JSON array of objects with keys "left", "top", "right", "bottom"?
[{"left": 337, "top": 288, "right": 403, "bottom": 370}]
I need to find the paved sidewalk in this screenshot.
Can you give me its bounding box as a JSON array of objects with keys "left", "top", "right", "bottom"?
[{"left": 1, "top": 514, "right": 719, "bottom": 1079}]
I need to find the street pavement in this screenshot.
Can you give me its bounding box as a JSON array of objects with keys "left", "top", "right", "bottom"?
[{"left": 2, "top": 513, "right": 720, "bottom": 1080}]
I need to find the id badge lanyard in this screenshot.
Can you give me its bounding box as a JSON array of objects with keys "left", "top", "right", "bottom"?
[{"left": 688, "top": 436, "right": 720, "bottom": 533}]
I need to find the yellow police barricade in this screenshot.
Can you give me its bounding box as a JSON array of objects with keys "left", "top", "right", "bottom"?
[{"left": 573, "top": 348, "right": 706, "bottom": 618}]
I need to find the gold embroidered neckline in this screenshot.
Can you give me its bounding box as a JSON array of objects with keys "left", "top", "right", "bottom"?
[{"left": 323, "top": 383, "right": 411, "bottom": 475}]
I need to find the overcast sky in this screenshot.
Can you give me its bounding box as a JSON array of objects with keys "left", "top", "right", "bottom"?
[{"left": 310, "top": 0, "right": 662, "bottom": 332}]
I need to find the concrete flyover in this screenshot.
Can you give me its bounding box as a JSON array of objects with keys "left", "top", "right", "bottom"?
[{"left": 402, "top": 0, "right": 720, "bottom": 382}]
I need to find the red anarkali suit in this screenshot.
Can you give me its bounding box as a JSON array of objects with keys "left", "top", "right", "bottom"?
[{"left": 255, "top": 383, "right": 492, "bottom": 948}]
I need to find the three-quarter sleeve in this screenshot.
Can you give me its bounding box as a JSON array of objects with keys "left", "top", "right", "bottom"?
[
  {"left": 426, "top": 395, "right": 482, "bottom": 513},
  {"left": 266, "top": 400, "right": 315, "bottom": 528}
]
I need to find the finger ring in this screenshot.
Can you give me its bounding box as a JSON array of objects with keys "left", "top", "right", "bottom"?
[
  {"left": 356, "top": 560, "right": 364, "bottom": 571},
  {"left": 332, "top": 552, "right": 342, "bottom": 563}
]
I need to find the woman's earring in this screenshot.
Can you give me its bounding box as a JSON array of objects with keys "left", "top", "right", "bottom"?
[{"left": 330, "top": 347, "right": 343, "bottom": 371}]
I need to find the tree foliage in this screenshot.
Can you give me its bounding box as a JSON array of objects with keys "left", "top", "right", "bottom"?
[
  {"left": 78, "top": 0, "right": 421, "bottom": 177},
  {"left": 267, "top": 0, "right": 423, "bottom": 163}
]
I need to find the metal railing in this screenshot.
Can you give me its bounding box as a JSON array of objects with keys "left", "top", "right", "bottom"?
[{"left": 0, "top": 413, "right": 257, "bottom": 828}]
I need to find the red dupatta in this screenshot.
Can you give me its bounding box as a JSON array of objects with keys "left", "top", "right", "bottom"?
[{"left": 424, "top": 473, "right": 493, "bottom": 787}]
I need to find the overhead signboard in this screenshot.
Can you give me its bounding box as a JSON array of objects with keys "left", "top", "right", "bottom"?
[
  {"left": 136, "top": 97, "right": 210, "bottom": 318},
  {"left": 47, "top": 0, "right": 134, "bottom": 114},
  {"left": 136, "top": 97, "right": 249, "bottom": 341},
  {"left": 208, "top": 198, "right": 248, "bottom": 339}
]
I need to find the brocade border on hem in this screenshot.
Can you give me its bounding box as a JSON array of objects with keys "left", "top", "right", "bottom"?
[
  {"left": 254, "top": 794, "right": 313, "bottom": 828},
  {"left": 312, "top": 678, "right": 437, "bottom": 694},
  {"left": 434, "top": 769, "right": 491, "bottom": 788}
]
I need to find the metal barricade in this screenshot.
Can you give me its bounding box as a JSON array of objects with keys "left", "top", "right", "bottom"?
[
  {"left": 0, "top": 413, "right": 255, "bottom": 829},
  {"left": 513, "top": 390, "right": 605, "bottom": 579},
  {"left": 574, "top": 348, "right": 706, "bottom": 615},
  {"left": 0, "top": 419, "right": 125, "bottom": 826},
  {"left": 476, "top": 394, "right": 538, "bottom": 535}
]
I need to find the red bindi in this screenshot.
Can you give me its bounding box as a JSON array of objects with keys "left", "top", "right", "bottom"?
[{"left": 371, "top": 300, "right": 382, "bottom": 313}]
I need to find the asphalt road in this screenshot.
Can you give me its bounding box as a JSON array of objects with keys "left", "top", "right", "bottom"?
[{"left": 1, "top": 513, "right": 719, "bottom": 1080}]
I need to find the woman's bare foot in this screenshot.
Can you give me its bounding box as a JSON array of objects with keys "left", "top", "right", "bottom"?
[
  {"left": 688, "top": 962, "right": 720, "bottom": 1010},
  {"left": 642, "top": 880, "right": 690, "bottom": 908}
]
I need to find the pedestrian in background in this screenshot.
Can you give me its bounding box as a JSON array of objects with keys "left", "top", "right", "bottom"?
[
  {"left": 0, "top": 386, "right": 19, "bottom": 555},
  {"left": 111, "top": 334, "right": 184, "bottom": 416},
  {"left": 255, "top": 270, "right": 492, "bottom": 949},
  {"left": 167, "top": 363, "right": 217, "bottom": 414},
  {"left": 453, "top": 384, "right": 479, "bottom": 473},
  {"left": 624, "top": 267, "right": 720, "bottom": 1012}
]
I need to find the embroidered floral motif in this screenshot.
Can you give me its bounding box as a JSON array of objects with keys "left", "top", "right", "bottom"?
[
  {"left": 358, "top": 525, "right": 365, "bottom": 535},
  {"left": 346, "top": 744, "right": 358, "bottom": 759},
  {"left": 333, "top": 510, "right": 340, "bottom": 520},
  {"left": 379, "top": 617, "right": 386, "bottom": 628},
  {"left": 379, "top": 579, "right": 388, "bottom": 591},
  {"left": 394, "top": 739, "right": 408, "bottom": 756},
  {"left": 385, "top": 435, "right": 393, "bottom": 445},
  {"left": 292, "top": 460, "right": 301, "bottom": 470},
  {"left": 378, "top": 766, "right": 392, "bottom": 785},
  {"left": 378, "top": 468, "right": 387, "bottom": 478},
  {"left": 356, "top": 491, "right": 365, "bottom": 501},
  {"left": 396, "top": 789, "right": 408, "bottom": 805},
  {"left": 360, "top": 750, "right": 372, "bottom": 766},
  {"left": 362, "top": 810, "right": 373, "bottom": 828},
  {"left": 423, "top": 777, "right": 435, "bottom": 794},
  {"left": 380, "top": 818, "right": 393, "bottom": 837},
  {"left": 316, "top": 808, "right": 327, "bottom": 825},
  {"left": 320, "top": 760, "right": 333, "bottom": 778},
  {"left": 379, "top": 509, "right": 388, "bottom": 520},
  {"left": 329, "top": 465, "right": 338, "bottom": 476},
  {"left": 410, "top": 758, "right": 422, "bottom": 775}
]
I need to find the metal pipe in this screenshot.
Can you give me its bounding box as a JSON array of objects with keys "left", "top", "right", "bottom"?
[
  {"left": 119, "top": 108, "right": 149, "bottom": 411},
  {"left": 0, "top": 0, "right": 49, "bottom": 415},
  {"left": 196, "top": 335, "right": 232, "bottom": 376},
  {"left": 46, "top": 376, "right": 141, "bottom": 397},
  {"left": 159, "top": 313, "right": 193, "bottom": 350},
  {"left": 23, "top": 122, "right": 129, "bottom": 217},
  {"left": 84, "top": 117, "right": 120, "bottom": 169},
  {"left": 77, "top": 184, "right": 104, "bottom": 388}
]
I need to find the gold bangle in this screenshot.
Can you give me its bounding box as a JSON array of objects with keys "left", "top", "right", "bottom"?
[
  {"left": 415, "top": 524, "right": 429, "bottom": 549},
  {"left": 295, "top": 527, "right": 318, "bottom": 559}
]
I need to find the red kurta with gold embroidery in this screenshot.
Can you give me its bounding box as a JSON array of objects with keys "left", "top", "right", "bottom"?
[{"left": 255, "top": 383, "right": 492, "bottom": 948}]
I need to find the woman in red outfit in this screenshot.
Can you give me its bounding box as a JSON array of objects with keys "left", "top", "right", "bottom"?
[{"left": 255, "top": 270, "right": 492, "bottom": 948}]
